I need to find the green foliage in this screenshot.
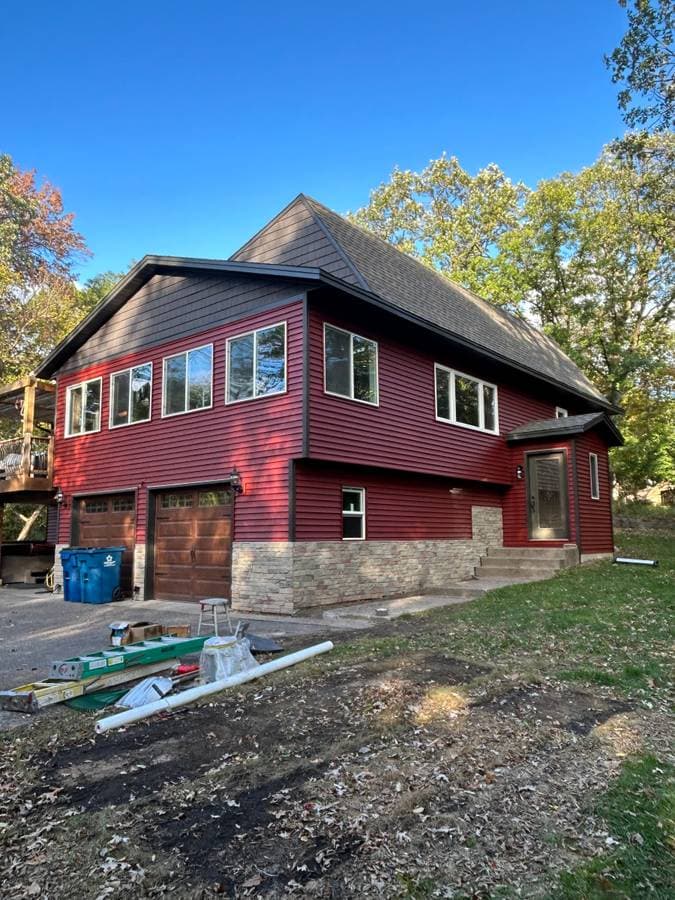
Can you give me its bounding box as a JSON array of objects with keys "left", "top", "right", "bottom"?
[
  {"left": 2, "top": 504, "right": 47, "bottom": 541},
  {"left": 605, "top": 0, "right": 674, "bottom": 131},
  {"left": 353, "top": 134, "right": 675, "bottom": 492},
  {"left": 552, "top": 755, "right": 675, "bottom": 898},
  {"left": 349, "top": 154, "right": 527, "bottom": 304}
]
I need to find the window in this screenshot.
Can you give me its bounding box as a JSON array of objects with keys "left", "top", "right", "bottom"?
[
  {"left": 65, "top": 378, "right": 102, "bottom": 436},
  {"left": 342, "top": 487, "right": 365, "bottom": 540},
  {"left": 226, "top": 322, "right": 286, "bottom": 403},
  {"left": 199, "top": 490, "right": 228, "bottom": 506},
  {"left": 324, "top": 324, "right": 378, "bottom": 405},
  {"left": 162, "top": 345, "right": 212, "bottom": 416},
  {"left": 160, "top": 493, "right": 193, "bottom": 509},
  {"left": 556, "top": 407, "right": 569, "bottom": 418},
  {"left": 434, "top": 365, "right": 498, "bottom": 434},
  {"left": 589, "top": 453, "right": 600, "bottom": 500},
  {"left": 84, "top": 499, "right": 107, "bottom": 513},
  {"left": 112, "top": 496, "right": 135, "bottom": 512},
  {"left": 110, "top": 363, "right": 152, "bottom": 427}
]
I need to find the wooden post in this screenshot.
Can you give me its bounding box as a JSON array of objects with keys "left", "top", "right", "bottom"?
[{"left": 21, "top": 380, "right": 36, "bottom": 478}]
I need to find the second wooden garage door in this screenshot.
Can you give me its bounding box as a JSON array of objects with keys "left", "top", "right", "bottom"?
[
  {"left": 153, "top": 486, "right": 233, "bottom": 602},
  {"left": 76, "top": 493, "right": 135, "bottom": 594}
]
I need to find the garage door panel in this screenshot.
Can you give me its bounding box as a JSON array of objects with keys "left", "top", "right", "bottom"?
[
  {"left": 153, "top": 485, "right": 233, "bottom": 602},
  {"left": 76, "top": 493, "right": 135, "bottom": 595}
]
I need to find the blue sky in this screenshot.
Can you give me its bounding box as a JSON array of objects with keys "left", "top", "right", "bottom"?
[{"left": 2, "top": 0, "right": 627, "bottom": 280}]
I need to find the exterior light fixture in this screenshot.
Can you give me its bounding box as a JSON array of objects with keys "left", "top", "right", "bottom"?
[
  {"left": 54, "top": 486, "right": 64, "bottom": 505},
  {"left": 516, "top": 465, "right": 524, "bottom": 480},
  {"left": 229, "top": 469, "right": 244, "bottom": 495}
]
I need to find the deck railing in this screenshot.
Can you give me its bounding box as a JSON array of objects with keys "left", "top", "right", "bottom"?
[{"left": 0, "top": 435, "right": 52, "bottom": 483}]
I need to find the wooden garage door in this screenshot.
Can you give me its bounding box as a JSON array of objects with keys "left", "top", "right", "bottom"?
[
  {"left": 76, "top": 493, "right": 135, "bottom": 594},
  {"left": 153, "top": 486, "right": 233, "bottom": 602}
]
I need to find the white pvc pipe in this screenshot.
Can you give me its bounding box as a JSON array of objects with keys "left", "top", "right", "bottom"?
[{"left": 94, "top": 640, "right": 334, "bottom": 734}]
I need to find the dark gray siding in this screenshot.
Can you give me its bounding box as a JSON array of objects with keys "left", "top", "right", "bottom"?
[
  {"left": 232, "top": 198, "right": 361, "bottom": 285},
  {"left": 56, "top": 273, "right": 305, "bottom": 375}
]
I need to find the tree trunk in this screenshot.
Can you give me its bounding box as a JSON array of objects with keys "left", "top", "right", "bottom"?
[{"left": 17, "top": 508, "right": 41, "bottom": 541}]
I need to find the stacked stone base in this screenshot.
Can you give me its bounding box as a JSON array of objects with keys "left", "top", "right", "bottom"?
[{"left": 232, "top": 506, "right": 505, "bottom": 614}]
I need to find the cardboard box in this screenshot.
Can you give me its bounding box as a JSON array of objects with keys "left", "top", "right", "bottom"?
[
  {"left": 128, "top": 622, "right": 164, "bottom": 644},
  {"left": 163, "top": 624, "right": 191, "bottom": 637},
  {"left": 109, "top": 622, "right": 192, "bottom": 646}
]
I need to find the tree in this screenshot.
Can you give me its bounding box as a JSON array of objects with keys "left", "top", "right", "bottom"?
[
  {"left": 349, "top": 155, "right": 527, "bottom": 305},
  {"left": 606, "top": 0, "right": 675, "bottom": 131},
  {"left": 353, "top": 136, "right": 675, "bottom": 491},
  {"left": 0, "top": 154, "right": 89, "bottom": 383}
]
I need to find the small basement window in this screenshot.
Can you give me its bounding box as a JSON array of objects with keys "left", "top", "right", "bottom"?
[
  {"left": 226, "top": 322, "right": 286, "bottom": 403},
  {"left": 589, "top": 453, "right": 600, "bottom": 500},
  {"left": 65, "top": 377, "right": 102, "bottom": 436},
  {"left": 110, "top": 363, "right": 152, "bottom": 427},
  {"left": 342, "top": 487, "right": 365, "bottom": 540},
  {"left": 163, "top": 345, "right": 213, "bottom": 416},
  {"left": 324, "top": 324, "right": 378, "bottom": 405}
]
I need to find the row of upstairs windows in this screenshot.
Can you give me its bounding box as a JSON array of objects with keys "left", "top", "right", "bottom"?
[{"left": 64, "top": 319, "right": 578, "bottom": 439}]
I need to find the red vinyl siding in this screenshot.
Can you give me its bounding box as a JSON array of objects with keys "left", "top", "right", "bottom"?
[
  {"left": 575, "top": 432, "right": 614, "bottom": 553},
  {"left": 307, "top": 303, "right": 567, "bottom": 485},
  {"left": 295, "top": 461, "right": 503, "bottom": 541},
  {"left": 54, "top": 300, "right": 305, "bottom": 544},
  {"left": 502, "top": 441, "right": 577, "bottom": 547}
]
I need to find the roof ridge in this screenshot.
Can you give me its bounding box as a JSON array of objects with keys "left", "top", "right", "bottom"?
[
  {"left": 298, "top": 195, "right": 371, "bottom": 291},
  {"left": 300, "top": 193, "right": 530, "bottom": 335}
]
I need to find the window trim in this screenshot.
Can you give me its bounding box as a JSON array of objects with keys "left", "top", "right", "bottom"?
[
  {"left": 323, "top": 322, "right": 379, "bottom": 407},
  {"left": 109, "top": 362, "right": 153, "bottom": 429},
  {"left": 161, "top": 343, "right": 214, "bottom": 419},
  {"left": 555, "top": 406, "right": 569, "bottom": 418},
  {"left": 341, "top": 486, "right": 366, "bottom": 540},
  {"left": 64, "top": 376, "right": 103, "bottom": 438},
  {"left": 434, "top": 364, "right": 499, "bottom": 435},
  {"left": 589, "top": 452, "right": 600, "bottom": 500},
  {"left": 225, "top": 320, "right": 288, "bottom": 405}
]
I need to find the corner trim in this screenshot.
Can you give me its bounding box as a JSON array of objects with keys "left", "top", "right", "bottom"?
[
  {"left": 288, "top": 459, "right": 296, "bottom": 542},
  {"left": 571, "top": 438, "right": 582, "bottom": 549}
]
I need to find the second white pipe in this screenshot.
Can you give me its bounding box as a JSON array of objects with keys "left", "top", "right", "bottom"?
[{"left": 95, "top": 640, "right": 334, "bottom": 733}]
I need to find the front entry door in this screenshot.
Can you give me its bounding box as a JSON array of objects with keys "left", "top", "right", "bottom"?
[
  {"left": 154, "top": 486, "right": 233, "bottom": 601},
  {"left": 527, "top": 452, "right": 569, "bottom": 540}
]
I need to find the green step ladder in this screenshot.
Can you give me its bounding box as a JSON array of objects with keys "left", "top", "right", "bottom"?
[{"left": 50, "top": 635, "right": 210, "bottom": 681}]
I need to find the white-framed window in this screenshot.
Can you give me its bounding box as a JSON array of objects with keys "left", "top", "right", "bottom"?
[
  {"left": 110, "top": 363, "right": 152, "bottom": 428},
  {"left": 162, "top": 344, "right": 213, "bottom": 417},
  {"left": 434, "top": 364, "right": 498, "bottom": 434},
  {"left": 65, "top": 377, "right": 102, "bottom": 437},
  {"left": 226, "top": 321, "right": 287, "bottom": 403},
  {"left": 324, "top": 323, "right": 378, "bottom": 406},
  {"left": 342, "top": 487, "right": 366, "bottom": 540},
  {"left": 589, "top": 453, "right": 600, "bottom": 500},
  {"left": 556, "top": 406, "right": 569, "bottom": 418}
]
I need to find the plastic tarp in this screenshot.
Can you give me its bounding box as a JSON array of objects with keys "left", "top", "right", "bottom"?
[{"left": 199, "top": 636, "right": 258, "bottom": 683}]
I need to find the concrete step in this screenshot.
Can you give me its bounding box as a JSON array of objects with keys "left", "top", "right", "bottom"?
[
  {"left": 475, "top": 565, "right": 559, "bottom": 580},
  {"left": 486, "top": 547, "right": 568, "bottom": 560},
  {"left": 479, "top": 556, "right": 567, "bottom": 571}
]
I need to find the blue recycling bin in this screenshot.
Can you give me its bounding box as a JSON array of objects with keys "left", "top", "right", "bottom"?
[
  {"left": 60, "top": 549, "right": 82, "bottom": 602},
  {"left": 78, "top": 547, "right": 125, "bottom": 604}
]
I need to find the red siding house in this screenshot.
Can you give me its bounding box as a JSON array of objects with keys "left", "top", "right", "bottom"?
[{"left": 26, "top": 195, "right": 620, "bottom": 613}]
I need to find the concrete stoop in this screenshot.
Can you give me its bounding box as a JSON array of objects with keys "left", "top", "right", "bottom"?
[{"left": 322, "top": 544, "right": 579, "bottom": 624}]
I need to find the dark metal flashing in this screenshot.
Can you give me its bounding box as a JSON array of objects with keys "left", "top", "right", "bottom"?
[
  {"left": 571, "top": 439, "right": 582, "bottom": 549},
  {"left": 144, "top": 487, "right": 155, "bottom": 600},
  {"left": 288, "top": 459, "right": 296, "bottom": 542},
  {"left": 302, "top": 292, "right": 311, "bottom": 457}
]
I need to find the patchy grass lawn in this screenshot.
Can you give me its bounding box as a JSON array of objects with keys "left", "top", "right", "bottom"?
[{"left": 1, "top": 531, "right": 673, "bottom": 899}]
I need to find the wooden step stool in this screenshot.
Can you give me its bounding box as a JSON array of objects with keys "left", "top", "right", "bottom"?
[{"left": 197, "top": 597, "right": 233, "bottom": 636}]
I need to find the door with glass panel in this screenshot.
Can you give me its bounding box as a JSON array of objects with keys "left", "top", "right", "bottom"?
[{"left": 526, "top": 452, "right": 569, "bottom": 540}]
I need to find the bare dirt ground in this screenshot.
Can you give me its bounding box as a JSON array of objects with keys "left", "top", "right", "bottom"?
[{"left": 1, "top": 619, "right": 670, "bottom": 899}]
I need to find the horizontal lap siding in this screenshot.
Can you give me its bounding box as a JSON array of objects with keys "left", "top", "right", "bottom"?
[
  {"left": 575, "top": 432, "right": 614, "bottom": 553},
  {"left": 57, "top": 274, "right": 305, "bottom": 374},
  {"left": 307, "top": 304, "right": 560, "bottom": 485},
  {"left": 232, "top": 200, "right": 359, "bottom": 285},
  {"left": 502, "top": 441, "right": 577, "bottom": 547},
  {"left": 295, "top": 462, "right": 503, "bottom": 541},
  {"left": 54, "top": 299, "right": 305, "bottom": 544}
]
